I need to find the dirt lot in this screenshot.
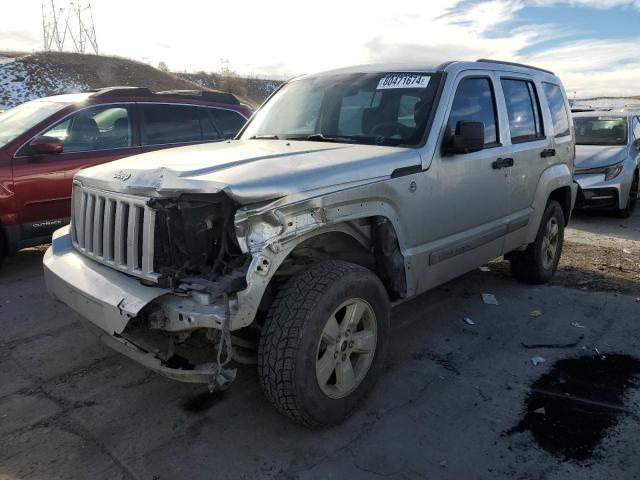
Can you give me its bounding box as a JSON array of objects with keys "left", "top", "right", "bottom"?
[{"left": 1, "top": 209, "right": 639, "bottom": 480}]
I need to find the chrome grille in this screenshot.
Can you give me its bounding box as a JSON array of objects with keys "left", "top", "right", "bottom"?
[{"left": 72, "top": 184, "right": 158, "bottom": 281}]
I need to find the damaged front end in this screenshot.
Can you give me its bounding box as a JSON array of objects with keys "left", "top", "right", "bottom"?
[{"left": 114, "top": 192, "right": 256, "bottom": 390}]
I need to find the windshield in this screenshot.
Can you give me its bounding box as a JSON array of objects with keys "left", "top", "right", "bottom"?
[
  {"left": 241, "top": 72, "right": 441, "bottom": 147},
  {"left": 0, "top": 100, "right": 67, "bottom": 149},
  {"left": 574, "top": 116, "right": 628, "bottom": 146}
]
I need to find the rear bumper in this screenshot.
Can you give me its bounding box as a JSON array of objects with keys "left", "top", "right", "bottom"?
[{"left": 43, "top": 226, "right": 222, "bottom": 384}]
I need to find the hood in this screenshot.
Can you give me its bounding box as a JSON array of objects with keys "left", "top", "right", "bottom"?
[
  {"left": 575, "top": 144, "right": 628, "bottom": 170},
  {"left": 75, "top": 139, "right": 421, "bottom": 204}
]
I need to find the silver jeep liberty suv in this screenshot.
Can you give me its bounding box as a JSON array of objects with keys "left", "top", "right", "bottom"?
[{"left": 44, "top": 59, "right": 576, "bottom": 427}]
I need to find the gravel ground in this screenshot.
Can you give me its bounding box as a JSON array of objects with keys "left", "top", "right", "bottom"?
[{"left": 0, "top": 208, "right": 638, "bottom": 480}]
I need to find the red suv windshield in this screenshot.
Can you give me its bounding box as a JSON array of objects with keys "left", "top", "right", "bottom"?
[{"left": 0, "top": 100, "right": 67, "bottom": 149}]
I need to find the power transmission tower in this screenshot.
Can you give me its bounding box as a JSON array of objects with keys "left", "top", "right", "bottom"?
[
  {"left": 42, "top": 0, "right": 69, "bottom": 51},
  {"left": 41, "top": 0, "right": 99, "bottom": 54}
]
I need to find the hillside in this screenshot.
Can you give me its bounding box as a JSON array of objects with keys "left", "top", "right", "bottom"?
[
  {"left": 0, "top": 51, "right": 277, "bottom": 110},
  {"left": 176, "top": 71, "right": 282, "bottom": 108}
]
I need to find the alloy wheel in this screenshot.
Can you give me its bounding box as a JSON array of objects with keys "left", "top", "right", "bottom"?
[
  {"left": 541, "top": 217, "right": 560, "bottom": 270},
  {"left": 315, "top": 298, "right": 377, "bottom": 399}
]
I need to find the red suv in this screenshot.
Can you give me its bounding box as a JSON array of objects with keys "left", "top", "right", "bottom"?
[{"left": 0, "top": 87, "right": 251, "bottom": 261}]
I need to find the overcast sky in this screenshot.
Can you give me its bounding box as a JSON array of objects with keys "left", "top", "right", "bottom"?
[{"left": 1, "top": 0, "right": 640, "bottom": 97}]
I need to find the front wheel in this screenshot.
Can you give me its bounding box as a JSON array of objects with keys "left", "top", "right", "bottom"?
[
  {"left": 509, "top": 200, "right": 565, "bottom": 284},
  {"left": 617, "top": 171, "right": 638, "bottom": 218},
  {"left": 258, "top": 260, "right": 390, "bottom": 428}
]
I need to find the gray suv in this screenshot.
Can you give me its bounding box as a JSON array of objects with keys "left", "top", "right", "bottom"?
[
  {"left": 573, "top": 111, "right": 640, "bottom": 217},
  {"left": 44, "top": 59, "right": 577, "bottom": 427}
]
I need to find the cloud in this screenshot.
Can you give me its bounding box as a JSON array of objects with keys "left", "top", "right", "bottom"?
[{"left": 0, "top": 0, "right": 638, "bottom": 96}]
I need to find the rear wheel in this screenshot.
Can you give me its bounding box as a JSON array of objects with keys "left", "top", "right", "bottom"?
[
  {"left": 617, "top": 171, "right": 638, "bottom": 218},
  {"left": 509, "top": 200, "right": 565, "bottom": 284},
  {"left": 258, "top": 260, "right": 389, "bottom": 428}
]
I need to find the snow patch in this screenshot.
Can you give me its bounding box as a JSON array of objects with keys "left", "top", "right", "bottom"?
[{"left": 0, "top": 56, "right": 89, "bottom": 110}]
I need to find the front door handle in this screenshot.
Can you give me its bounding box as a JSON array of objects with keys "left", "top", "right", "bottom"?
[
  {"left": 492, "top": 157, "right": 514, "bottom": 169},
  {"left": 541, "top": 148, "right": 556, "bottom": 158}
]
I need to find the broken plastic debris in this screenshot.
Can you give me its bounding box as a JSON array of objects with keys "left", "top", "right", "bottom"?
[
  {"left": 439, "top": 460, "right": 448, "bottom": 468},
  {"left": 530, "top": 310, "right": 542, "bottom": 317},
  {"left": 571, "top": 322, "right": 585, "bottom": 329},
  {"left": 594, "top": 347, "right": 606, "bottom": 360},
  {"left": 481, "top": 293, "right": 499, "bottom": 305},
  {"left": 533, "top": 407, "right": 546, "bottom": 415},
  {"left": 479, "top": 266, "right": 491, "bottom": 272},
  {"left": 531, "top": 356, "right": 546, "bottom": 366},
  {"left": 463, "top": 317, "right": 475, "bottom": 326},
  {"left": 622, "top": 248, "right": 631, "bottom": 254}
]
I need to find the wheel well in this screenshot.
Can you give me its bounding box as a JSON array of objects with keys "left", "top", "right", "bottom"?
[
  {"left": 549, "top": 186, "right": 572, "bottom": 225},
  {"left": 256, "top": 217, "right": 407, "bottom": 317}
]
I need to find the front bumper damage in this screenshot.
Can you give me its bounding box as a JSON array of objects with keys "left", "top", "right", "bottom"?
[{"left": 43, "top": 226, "right": 236, "bottom": 388}]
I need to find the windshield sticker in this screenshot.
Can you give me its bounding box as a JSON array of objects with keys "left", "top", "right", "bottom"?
[{"left": 377, "top": 73, "right": 430, "bottom": 90}]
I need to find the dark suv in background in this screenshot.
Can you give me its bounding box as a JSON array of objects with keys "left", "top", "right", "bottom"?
[{"left": 0, "top": 87, "right": 251, "bottom": 261}]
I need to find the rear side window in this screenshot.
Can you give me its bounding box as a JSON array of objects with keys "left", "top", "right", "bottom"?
[
  {"left": 209, "top": 108, "right": 247, "bottom": 139},
  {"left": 447, "top": 78, "right": 498, "bottom": 145},
  {"left": 142, "top": 104, "right": 218, "bottom": 145},
  {"left": 542, "top": 83, "right": 570, "bottom": 137},
  {"left": 501, "top": 79, "right": 543, "bottom": 143},
  {"left": 40, "top": 105, "right": 132, "bottom": 153}
]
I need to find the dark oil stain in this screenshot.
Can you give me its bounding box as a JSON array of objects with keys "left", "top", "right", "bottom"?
[
  {"left": 509, "top": 354, "right": 640, "bottom": 461},
  {"left": 182, "top": 391, "right": 225, "bottom": 414}
]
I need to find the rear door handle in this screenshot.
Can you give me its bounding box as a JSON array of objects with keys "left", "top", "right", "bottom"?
[
  {"left": 541, "top": 148, "right": 556, "bottom": 158},
  {"left": 492, "top": 157, "right": 514, "bottom": 169}
]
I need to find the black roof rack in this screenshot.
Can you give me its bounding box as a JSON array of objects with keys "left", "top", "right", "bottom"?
[
  {"left": 476, "top": 59, "right": 554, "bottom": 75},
  {"left": 155, "top": 89, "right": 240, "bottom": 105},
  {"left": 89, "top": 86, "right": 153, "bottom": 98},
  {"left": 87, "top": 86, "right": 239, "bottom": 104}
]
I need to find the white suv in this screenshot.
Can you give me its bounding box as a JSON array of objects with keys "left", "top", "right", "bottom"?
[{"left": 44, "top": 59, "right": 577, "bottom": 427}]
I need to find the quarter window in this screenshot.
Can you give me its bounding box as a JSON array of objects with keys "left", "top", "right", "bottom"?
[
  {"left": 501, "top": 79, "right": 543, "bottom": 143},
  {"left": 447, "top": 78, "right": 498, "bottom": 146},
  {"left": 209, "top": 108, "right": 247, "bottom": 139},
  {"left": 142, "top": 104, "right": 219, "bottom": 145},
  {"left": 542, "top": 83, "right": 570, "bottom": 137},
  {"left": 41, "top": 105, "right": 132, "bottom": 153},
  {"left": 633, "top": 117, "right": 640, "bottom": 141}
]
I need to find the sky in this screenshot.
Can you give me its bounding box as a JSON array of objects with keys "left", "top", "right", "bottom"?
[{"left": 1, "top": 0, "right": 640, "bottom": 98}]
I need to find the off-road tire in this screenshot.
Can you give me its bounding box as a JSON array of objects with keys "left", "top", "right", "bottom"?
[
  {"left": 617, "top": 171, "right": 638, "bottom": 219},
  {"left": 258, "top": 260, "right": 389, "bottom": 428},
  {"left": 509, "top": 200, "right": 565, "bottom": 284}
]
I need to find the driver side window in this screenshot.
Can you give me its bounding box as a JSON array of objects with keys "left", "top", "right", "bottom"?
[
  {"left": 447, "top": 78, "right": 498, "bottom": 146},
  {"left": 42, "top": 105, "right": 132, "bottom": 154},
  {"left": 633, "top": 117, "right": 640, "bottom": 141}
]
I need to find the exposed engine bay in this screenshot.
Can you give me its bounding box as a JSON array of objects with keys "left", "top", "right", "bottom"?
[{"left": 147, "top": 193, "right": 250, "bottom": 294}]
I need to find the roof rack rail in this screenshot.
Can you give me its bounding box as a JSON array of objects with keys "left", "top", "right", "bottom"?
[
  {"left": 89, "top": 86, "right": 153, "bottom": 98},
  {"left": 475, "top": 59, "right": 554, "bottom": 75},
  {"left": 156, "top": 89, "right": 240, "bottom": 105}
]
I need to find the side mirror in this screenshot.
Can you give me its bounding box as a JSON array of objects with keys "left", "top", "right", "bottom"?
[
  {"left": 29, "top": 136, "right": 63, "bottom": 155},
  {"left": 446, "top": 121, "right": 485, "bottom": 155}
]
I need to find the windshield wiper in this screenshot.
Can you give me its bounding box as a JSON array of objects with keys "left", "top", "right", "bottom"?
[
  {"left": 249, "top": 134, "right": 280, "bottom": 140},
  {"left": 303, "top": 133, "right": 358, "bottom": 144}
]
